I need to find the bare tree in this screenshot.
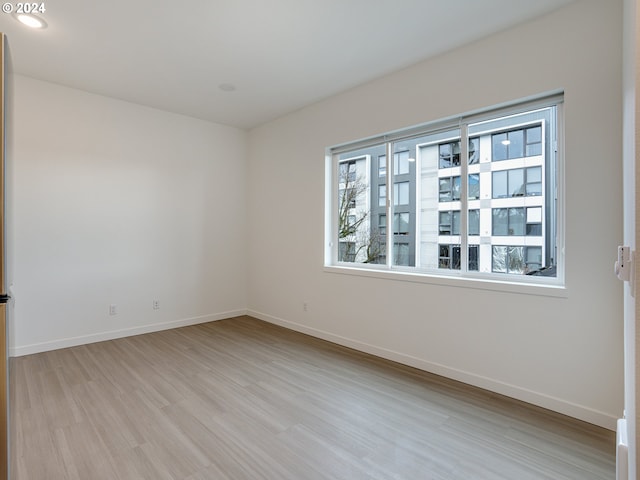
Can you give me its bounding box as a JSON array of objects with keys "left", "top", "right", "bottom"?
[{"left": 337, "top": 162, "right": 382, "bottom": 263}]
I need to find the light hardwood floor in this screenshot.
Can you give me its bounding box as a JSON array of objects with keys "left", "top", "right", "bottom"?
[{"left": 10, "top": 316, "right": 615, "bottom": 479}]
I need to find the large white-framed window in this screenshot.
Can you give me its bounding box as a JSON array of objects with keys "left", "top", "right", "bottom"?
[{"left": 326, "top": 93, "right": 564, "bottom": 288}]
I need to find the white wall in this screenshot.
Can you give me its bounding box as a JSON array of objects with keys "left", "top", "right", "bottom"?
[
  {"left": 9, "top": 75, "right": 248, "bottom": 355},
  {"left": 247, "top": 0, "right": 624, "bottom": 429}
]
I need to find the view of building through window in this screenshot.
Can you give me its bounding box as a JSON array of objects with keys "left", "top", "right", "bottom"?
[{"left": 333, "top": 100, "right": 560, "bottom": 280}]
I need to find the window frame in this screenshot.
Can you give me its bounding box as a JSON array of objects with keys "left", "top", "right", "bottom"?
[{"left": 325, "top": 93, "right": 565, "bottom": 295}]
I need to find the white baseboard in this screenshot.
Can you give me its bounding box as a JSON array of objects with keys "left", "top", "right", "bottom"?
[
  {"left": 248, "top": 309, "right": 618, "bottom": 431},
  {"left": 10, "top": 309, "right": 248, "bottom": 357}
]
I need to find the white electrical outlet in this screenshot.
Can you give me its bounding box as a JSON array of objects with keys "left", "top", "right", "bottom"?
[
  {"left": 109, "top": 304, "right": 117, "bottom": 315},
  {"left": 153, "top": 300, "right": 160, "bottom": 310}
]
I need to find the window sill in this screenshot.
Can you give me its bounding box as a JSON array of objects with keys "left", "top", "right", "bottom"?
[{"left": 323, "top": 264, "right": 567, "bottom": 298}]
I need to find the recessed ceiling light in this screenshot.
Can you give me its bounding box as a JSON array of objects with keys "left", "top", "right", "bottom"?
[
  {"left": 13, "top": 13, "right": 47, "bottom": 29},
  {"left": 501, "top": 140, "right": 511, "bottom": 146}
]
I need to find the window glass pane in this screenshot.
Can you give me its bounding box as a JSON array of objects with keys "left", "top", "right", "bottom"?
[
  {"left": 395, "top": 181, "right": 409, "bottom": 205},
  {"left": 508, "top": 169, "right": 524, "bottom": 197},
  {"left": 526, "top": 182, "right": 542, "bottom": 196},
  {"left": 492, "top": 171, "right": 507, "bottom": 198},
  {"left": 452, "top": 211, "right": 461, "bottom": 235},
  {"left": 492, "top": 246, "right": 507, "bottom": 273},
  {"left": 527, "top": 126, "right": 542, "bottom": 143},
  {"left": 508, "top": 208, "right": 525, "bottom": 235},
  {"left": 526, "top": 143, "right": 542, "bottom": 156},
  {"left": 492, "top": 208, "right": 508, "bottom": 235},
  {"left": 379, "top": 214, "right": 386, "bottom": 235},
  {"left": 395, "top": 213, "right": 409, "bottom": 235},
  {"left": 393, "top": 243, "right": 410, "bottom": 266},
  {"left": 526, "top": 223, "right": 542, "bottom": 236},
  {"left": 492, "top": 133, "right": 508, "bottom": 161},
  {"left": 439, "top": 211, "right": 452, "bottom": 235},
  {"left": 526, "top": 166, "right": 543, "bottom": 196},
  {"left": 439, "top": 143, "right": 453, "bottom": 168},
  {"left": 339, "top": 242, "right": 356, "bottom": 262},
  {"left": 468, "top": 137, "right": 480, "bottom": 164},
  {"left": 394, "top": 151, "right": 410, "bottom": 175},
  {"left": 438, "top": 244, "right": 450, "bottom": 269},
  {"left": 452, "top": 176, "right": 461, "bottom": 201},
  {"left": 439, "top": 177, "right": 452, "bottom": 202},
  {"left": 378, "top": 155, "right": 386, "bottom": 177},
  {"left": 468, "top": 173, "right": 480, "bottom": 199},
  {"left": 526, "top": 247, "right": 542, "bottom": 270},
  {"left": 379, "top": 184, "right": 386, "bottom": 206},
  {"left": 468, "top": 245, "right": 479, "bottom": 271},
  {"left": 452, "top": 245, "right": 461, "bottom": 270},
  {"left": 507, "top": 130, "right": 524, "bottom": 159},
  {"left": 527, "top": 166, "right": 542, "bottom": 182},
  {"left": 468, "top": 209, "right": 480, "bottom": 236},
  {"left": 507, "top": 246, "right": 525, "bottom": 273}
]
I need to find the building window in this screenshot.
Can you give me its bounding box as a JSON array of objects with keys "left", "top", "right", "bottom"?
[
  {"left": 339, "top": 242, "right": 356, "bottom": 263},
  {"left": 394, "top": 243, "right": 410, "bottom": 266},
  {"left": 378, "top": 155, "right": 386, "bottom": 177},
  {"left": 492, "top": 246, "right": 543, "bottom": 274},
  {"left": 493, "top": 208, "right": 525, "bottom": 236},
  {"left": 439, "top": 176, "right": 461, "bottom": 202},
  {"left": 439, "top": 211, "right": 458, "bottom": 235},
  {"left": 394, "top": 181, "right": 410, "bottom": 205},
  {"left": 468, "top": 173, "right": 480, "bottom": 199},
  {"left": 394, "top": 151, "right": 410, "bottom": 175},
  {"left": 439, "top": 138, "right": 479, "bottom": 168},
  {"left": 526, "top": 207, "right": 542, "bottom": 236},
  {"left": 438, "top": 244, "right": 479, "bottom": 271},
  {"left": 329, "top": 94, "right": 562, "bottom": 285},
  {"left": 394, "top": 213, "right": 410, "bottom": 235},
  {"left": 468, "top": 209, "right": 480, "bottom": 236},
  {"left": 492, "top": 166, "right": 542, "bottom": 199},
  {"left": 492, "top": 125, "right": 542, "bottom": 161}
]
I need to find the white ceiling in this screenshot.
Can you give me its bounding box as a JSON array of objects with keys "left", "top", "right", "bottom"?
[{"left": 0, "top": 0, "right": 575, "bottom": 129}]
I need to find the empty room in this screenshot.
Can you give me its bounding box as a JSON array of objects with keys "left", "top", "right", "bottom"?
[{"left": 0, "top": 0, "right": 636, "bottom": 478}]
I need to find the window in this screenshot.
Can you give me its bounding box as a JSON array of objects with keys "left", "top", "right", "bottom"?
[
  {"left": 468, "top": 209, "right": 480, "bottom": 236},
  {"left": 439, "top": 176, "right": 461, "bottom": 202},
  {"left": 394, "top": 181, "right": 410, "bottom": 205},
  {"left": 492, "top": 125, "right": 542, "bottom": 161},
  {"left": 378, "top": 185, "right": 386, "bottom": 207},
  {"left": 328, "top": 94, "right": 562, "bottom": 286},
  {"left": 439, "top": 138, "right": 479, "bottom": 168},
  {"left": 492, "top": 208, "right": 526, "bottom": 236},
  {"left": 492, "top": 246, "right": 542, "bottom": 274},
  {"left": 394, "top": 213, "right": 410, "bottom": 235},
  {"left": 438, "top": 244, "right": 479, "bottom": 271},
  {"left": 492, "top": 167, "right": 542, "bottom": 198}
]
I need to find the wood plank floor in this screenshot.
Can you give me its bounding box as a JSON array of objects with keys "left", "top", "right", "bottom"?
[{"left": 10, "top": 316, "right": 615, "bottom": 479}]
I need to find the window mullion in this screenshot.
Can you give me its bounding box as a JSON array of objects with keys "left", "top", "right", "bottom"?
[
  {"left": 459, "top": 125, "right": 469, "bottom": 273},
  {"left": 385, "top": 142, "right": 393, "bottom": 268}
]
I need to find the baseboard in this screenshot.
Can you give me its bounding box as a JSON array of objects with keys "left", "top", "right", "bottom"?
[
  {"left": 11, "top": 309, "right": 248, "bottom": 357},
  {"left": 248, "top": 309, "right": 618, "bottom": 431}
]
